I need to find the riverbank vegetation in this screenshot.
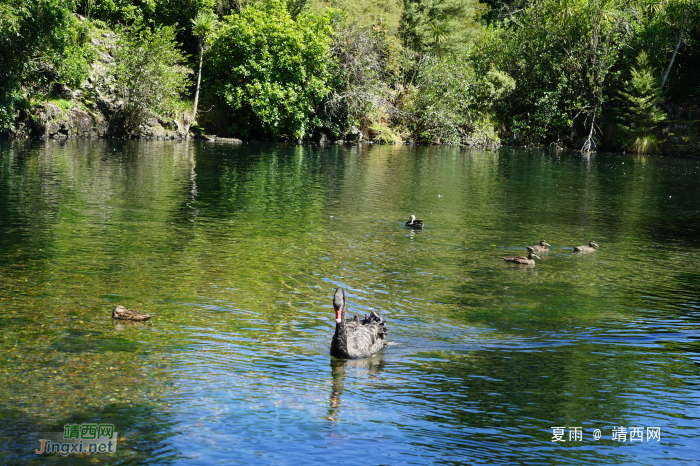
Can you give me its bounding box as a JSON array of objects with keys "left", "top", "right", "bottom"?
[{"left": 1, "top": 0, "right": 698, "bottom": 152}]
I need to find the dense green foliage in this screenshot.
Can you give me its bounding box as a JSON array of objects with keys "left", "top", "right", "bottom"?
[
  {"left": 77, "top": 0, "right": 215, "bottom": 59},
  {"left": 54, "top": 19, "right": 97, "bottom": 90},
  {"left": 1, "top": 0, "right": 698, "bottom": 150},
  {"left": 400, "top": 0, "right": 485, "bottom": 55},
  {"left": 205, "top": 0, "right": 334, "bottom": 139},
  {"left": 404, "top": 56, "right": 480, "bottom": 143},
  {"left": 323, "top": 21, "right": 513, "bottom": 145},
  {"left": 111, "top": 24, "right": 189, "bottom": 132},
  {"left": 322, "top": 23, "right": 405, "bottom": 137},
  {"left": 472, "top": 0, "right": 629, "bottom": 148},
  {"left": 317, "top": 0, "right": 404, "bottom": 29},
  {"left": 78, "top": 0, "right": 214, "bottom": 29},
  {"left": 472, "top": 0, "right": 700, "bottom": 149},
  {"left": 0, "top": 0, "right": 74, "bottom": 129}
]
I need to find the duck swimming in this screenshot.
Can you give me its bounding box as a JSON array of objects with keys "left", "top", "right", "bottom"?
[
  {"left": 405, "top": 215, "right": 424, "bottom": 229},
  {"left": 503, "top": 251, "right": 540, "bottom": 267},
  {"left": 574, "top": 241, "right": 599, "bottom": 253},
  {"left": 112, "top": 305, "right": 152, "bottom": 321},
  {"left": 527, "top": 240, "right": 551, "bottom": 253},
  {"left": 330, "top": 288, "right": 387, "bottom": 359}
]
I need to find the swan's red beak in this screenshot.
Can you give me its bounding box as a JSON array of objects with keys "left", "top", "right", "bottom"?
[{"left": 334, "top": 306, "right": 342, "bottom": 323}]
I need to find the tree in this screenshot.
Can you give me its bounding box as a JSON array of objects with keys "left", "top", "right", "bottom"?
[
  {"left": 314, "top": 0, "right": 404, "bottom": 30},
  {"left": 400, "top": 0, "right": 486, "bottom": 56},
  {"left": 323, "top": 22, "right": 407, "bottom": 136},
  {"left": 480, "top": 0, "right": 635, "bottom": 149},
  {"left": 405, "top": 54, "right": 478, "bottom": 143},
  {"left": 191, "top": 10, "right": 218, "bottom": 119},
  {"left": 205, "top": 0, "right": 335, "bottom": 139},
  {"left": 616, "top": 51, "right": 666, "bottom": 154},
  {"left": 111, "top": 24, "right": 189, "bottom": 132},
  {"left": 656, "top": 0, "right": 699, "bottom": 98},
  {"left": 0, "top": 0, "right": 72, "bottom": 130},
  {"left": 578, "top": 0, "right": 626, "bottom": 152}
]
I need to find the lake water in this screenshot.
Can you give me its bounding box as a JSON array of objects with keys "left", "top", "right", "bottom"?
[{"left": 0, "top": 139, "right": 698, "bottom": 465}]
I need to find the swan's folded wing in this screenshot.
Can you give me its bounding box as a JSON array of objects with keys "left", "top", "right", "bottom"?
[{"left": 346, "top": 323, "right": 387, "bottom": 358}]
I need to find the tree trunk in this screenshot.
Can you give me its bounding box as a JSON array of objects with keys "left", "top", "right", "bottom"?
[
  {"left": 658, "top": 5, "right": 689, "bottom": 102},
  {"left": 582, "top": 107, "right": 597, "bottom": 153},
  {"left": 582, "top": 1, "right": 602, "bottom": 153},
  {"left": 193, "top": 44, "right": 204, "bottom": 118}
]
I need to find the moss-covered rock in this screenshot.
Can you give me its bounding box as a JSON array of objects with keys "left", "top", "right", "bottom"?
[{"left": 658, "top": 120, "right": 700, "bottom": 156}]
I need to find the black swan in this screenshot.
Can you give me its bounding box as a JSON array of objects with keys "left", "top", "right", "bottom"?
[
  {"left": 330, "top": 288, "right": 387, "bottom": 359},
  {"left": 526, "top": 240, "right": 551, "bottom": 253},
  {"left": 405, "top": 215, "right": 424, "bottom": 229},
  {"left": 502, "top": 251, "right": 540, "bottom": 266},
  {"left": 112, "top": 305, "right": 152, "bottom": 321},
  {"left": 574, "top": 241, "right": 599, "bottom": 252}
]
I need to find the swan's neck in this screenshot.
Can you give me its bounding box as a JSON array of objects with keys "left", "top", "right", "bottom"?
[
  {"left": 332, "top": 305, "right": 349, "bottom": 355},
  {"left": 334, "top": 306, "right": 347, "bottom": 338},
  {"left": 334, "top": 320, "right": 346, "bottom": 338}
]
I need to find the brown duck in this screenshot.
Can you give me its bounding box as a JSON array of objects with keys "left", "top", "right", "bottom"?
[
  {"left": 405, "top": 215, "right": 424, "bottom": 229},
  {"left": 330, "top": 288, "right": 387, "bottom": 359},
  {"left": 503, "top": 251, "right": 540, "bottom": 266},
  {"left": 574, "top": 241, "right": 599, "bottom": 253},
  {"left": 112, "top": 305, "right": 152, "bottom": 321},
  {"left": 527, "top": 240, "right": 551, "bottom": 253}
]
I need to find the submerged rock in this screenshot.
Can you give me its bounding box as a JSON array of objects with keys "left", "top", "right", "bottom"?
[{"left": 345, "top": 126, "right": 363, "bottom": 141}]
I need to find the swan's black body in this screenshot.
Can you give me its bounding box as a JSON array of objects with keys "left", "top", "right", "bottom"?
[{"left": 330, "top": 288, "right": 387, "bottom": 359}]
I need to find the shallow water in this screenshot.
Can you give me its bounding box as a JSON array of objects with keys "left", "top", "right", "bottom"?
[{"left": 0, "top": 139, "right": 698, "bottom": 465}]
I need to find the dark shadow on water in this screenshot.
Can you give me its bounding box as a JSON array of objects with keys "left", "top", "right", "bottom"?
[{"left": 49, "top": 329, "right": 141, "bottom": 354}]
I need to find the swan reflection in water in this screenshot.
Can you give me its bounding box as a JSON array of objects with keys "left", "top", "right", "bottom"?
[{"left": 328, "top": 355, "right": 386, "bottom": 423}]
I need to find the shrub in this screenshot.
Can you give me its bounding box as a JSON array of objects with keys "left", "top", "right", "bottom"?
[
  {"left": 323, "top": 22, "right": 408, "bottom": 137},
  {"left": 469, "top": 22, "right": 572, "bottom": 144},
  {"left": 403, "top": 54, "right": 477, "bottom": 144},
  {"left": 77, "top": 0, "right": 215, "bottom": 30},
  {"left": 53, "top": 18, "right": 97, "bottom": 90},
  {"left": 111, "top": 23, "right": 189, "bottom": 132},
  {"left": 205, "top": 0, "right": 335, "bottom": 139}
]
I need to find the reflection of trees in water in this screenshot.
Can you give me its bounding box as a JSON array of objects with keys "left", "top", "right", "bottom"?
[
  {"left": 192, "top": 142, "right": 347, "bottom": 221},
  {"left": 327, "top": 355, "right": 386, "bottom": 423},
  {"left": 0, "top": 139, "right": 201, "bottom": 305},
  {"left": 0, "top": 138, "right": 197, "bottom": 243},
  {"left": 0, "top": 401, "right": 181, "bottom": 465}
]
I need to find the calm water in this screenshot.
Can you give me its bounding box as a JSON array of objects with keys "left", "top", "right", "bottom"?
[{"left": 0, "top": 139, "right": 698, "bottom": 465}]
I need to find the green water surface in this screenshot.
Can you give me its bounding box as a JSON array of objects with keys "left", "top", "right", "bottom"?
[{"left": 0, "top": 139, "right": 698, "bottom": 464}]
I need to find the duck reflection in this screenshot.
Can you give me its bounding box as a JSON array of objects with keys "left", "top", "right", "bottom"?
[
  {"left": 503, "top": 263, "right": 539, "bottom": 276},
  {"left": 328, "top": 355, "right": 386, "bottom": 423},
  {"left": 112, "top": 320, "right": 152, "bottom": 331},
  {"left": 408, "top": 228, "right": 423, "bottom": 240}
]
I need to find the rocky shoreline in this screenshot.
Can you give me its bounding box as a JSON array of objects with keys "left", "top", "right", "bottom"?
[{"left": 5, "top": 90, "right": 697, "bottom": 154}]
